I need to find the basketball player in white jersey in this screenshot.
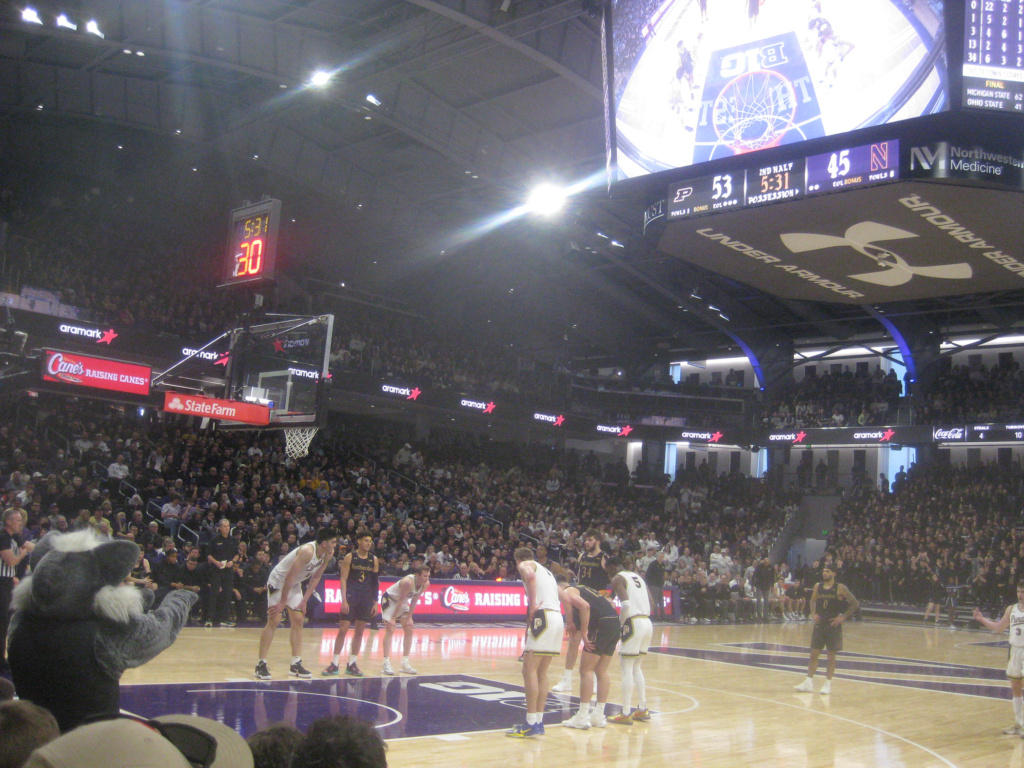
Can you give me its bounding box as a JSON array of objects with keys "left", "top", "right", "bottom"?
[
  {"left": 380, "top": 564, "right": 431, "bottom": 675},
  {"left": 974, "top": 581, "right": 1024, "bottom": 735},
  {"left": 256, "top": 528, "right": 338, "bottom": 680},
  {"left": 605, "top": 555, "right": 653, "bottom": 725},
  {"left": 507, "top": 546, "right": 564, "bottom": 739}
]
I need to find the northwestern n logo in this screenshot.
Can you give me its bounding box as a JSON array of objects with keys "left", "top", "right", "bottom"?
[{"left": 780, "top": 222, "right": 972, "bottom": 287}]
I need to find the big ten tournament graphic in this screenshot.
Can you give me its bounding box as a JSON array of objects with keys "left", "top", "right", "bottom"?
[{"left": 614, "top": 0, "right": 946, "bottom": 177}]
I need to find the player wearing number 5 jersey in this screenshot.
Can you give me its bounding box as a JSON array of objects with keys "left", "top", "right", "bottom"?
[
  {"left": 507, "top": 547, "right": 564, "bottom": 739},
  {"left": 974, "top": 581, "right": 1024, "bottom": 736},
  {"left": 605, "top": 556, "right": 653, "bottom": 725}
]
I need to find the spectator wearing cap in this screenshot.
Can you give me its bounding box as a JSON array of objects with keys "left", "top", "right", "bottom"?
[{"left": 22, "top": 714, "right": 254, "bottom": 768}]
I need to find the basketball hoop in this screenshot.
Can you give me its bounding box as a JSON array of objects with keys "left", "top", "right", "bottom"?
[
  {"left": 283, "top": 426, "right": 318, "bottom": 459},
  {"left": 712, "top": 69, "right": 797, "bottom": 154}
]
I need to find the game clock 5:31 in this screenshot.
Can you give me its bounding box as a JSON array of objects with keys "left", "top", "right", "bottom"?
[{"left": 222, "top": 199, "right": 282, "bottom": 286}]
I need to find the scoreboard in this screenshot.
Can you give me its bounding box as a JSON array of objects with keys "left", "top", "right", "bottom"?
[
  {"left": 667, "top": 140, "right": 899, "bottom": 222},
  {"left": 963, "top": 0, "right": 1024, "bottom": 112},
  {"left": 222, "top": 199, "right": 282, "bottom": 287}
]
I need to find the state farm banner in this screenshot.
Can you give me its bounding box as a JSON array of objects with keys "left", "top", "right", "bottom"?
[
  {"left": 42, "top": 350, "right": 151, "bottom": 396},
  {"left": 318, "top": 578, "right": 527, "bottom": 621},
  {"left": 163, "top": 392, "right": 269, "bottom": 426}
]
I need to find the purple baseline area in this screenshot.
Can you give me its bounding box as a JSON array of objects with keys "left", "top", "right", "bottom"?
[
  {"left": 119, "top": 674, "right": 580, "bottom": 739},
  {"left": 651, "top": 646, "right": 1011, "bottom": 699},
  {"left": 721, "top": 642, "right": 1001, "bottom": 673}
]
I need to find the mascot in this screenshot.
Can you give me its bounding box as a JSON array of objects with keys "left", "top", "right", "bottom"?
[{"left": 8, "top": 531, "right": 198, "bottom": 731}]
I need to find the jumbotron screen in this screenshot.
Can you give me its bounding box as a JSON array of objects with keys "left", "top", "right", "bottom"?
[{"left": 613, "top": 0, "right": 948, "bottom": 179}]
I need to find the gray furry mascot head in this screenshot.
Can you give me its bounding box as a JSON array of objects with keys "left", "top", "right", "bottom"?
[{"left": 9, "top": 530, "right": 198, "bottom": 732}]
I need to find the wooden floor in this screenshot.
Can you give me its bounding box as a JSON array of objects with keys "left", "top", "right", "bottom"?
[{"left": 123, "top": 619, "right": 1024, "bottom": 767}]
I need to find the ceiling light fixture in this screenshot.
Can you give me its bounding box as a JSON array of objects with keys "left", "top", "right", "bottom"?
[
  {"left": 21, "top": 8, "right": 42, "bottom": 24},
  {"left": 365, "top": 94, "right": 381, "bottom": 106},
  {"left": 56, "top": 13, "right": 77, "bottom": 29},
  {"left": 85, "top": 19, "right": 104, "bottom": 37},
  {"left": 309, "top": 70, "right": 332, "bottom": 87},
  {"left": 524, "top": 183, "right": 567, "bottom": 215}
]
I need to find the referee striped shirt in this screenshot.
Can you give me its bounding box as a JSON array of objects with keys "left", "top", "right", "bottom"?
[{"left": 0, "top": 528, "right": 22, "bottom": 578}]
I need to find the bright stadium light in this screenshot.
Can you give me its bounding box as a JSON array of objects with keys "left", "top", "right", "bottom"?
[
  {"left": 85, "top": 19, "right": 104, "bottom": 37},
  {"left": 309, "top": 70, "right": 332, "bottom": 87},
  {"left": 365, "top": 94, "right": 381, "bottom": 106},
  {"left": 56, "top": 13, "right": 77, "bottom": 30},
  {"left": 21, "top": 7, "right": 42, "bottom": 23},
  {"left": 525, "top": 183, "right": 567, "bottom": 216}
]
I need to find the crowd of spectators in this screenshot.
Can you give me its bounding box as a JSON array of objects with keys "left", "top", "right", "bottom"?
[
  {"left": 327, "top": 304, "right": 560, "bottom": 404},
  {"left": 825, "top": 461, "right": 1024, "bottom": 619},
  {"left": 0, "top": 394, "right": 794, "bottom": 629},
  {"left": 913, "top": 359, "right": 1024, "bottom": 424},
  {"left": 759, "top": 365, "right": 904, "bottom": 430}
]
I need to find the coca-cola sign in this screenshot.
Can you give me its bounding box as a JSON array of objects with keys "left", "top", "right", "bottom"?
[
  {"left": 933, "top": 426, "right": 966, "bottom": 441},
  {"left": 42, "top": 350, "right": 151, "bottom": 395}
]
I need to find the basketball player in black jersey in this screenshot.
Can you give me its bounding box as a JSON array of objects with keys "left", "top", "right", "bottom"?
[
  {"left": 794, "top": 564, "right": 859, "bottom": 694},
  {"left": 553, "top": 530, "right": 609, "bottom": 693},
  {"left": 323, "top": 529, "right": 380, "bottom": 678},
  {"left": 555, "top": 573, "right": 619, "bottom": 729}
]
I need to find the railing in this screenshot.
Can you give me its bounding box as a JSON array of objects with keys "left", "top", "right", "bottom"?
[
  {"left": 178, "top": 524, "right": 200, "bottom": 545},
  {"left": 386, "top": 467, "right": 423, "bottom": 496},
  {"left": 476, "top": 514, "right": 504, "bottom": 534}
]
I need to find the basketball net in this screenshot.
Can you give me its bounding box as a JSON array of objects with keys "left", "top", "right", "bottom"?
[{"left": 284, "top": 426, "right": 318, "bottom": 459}]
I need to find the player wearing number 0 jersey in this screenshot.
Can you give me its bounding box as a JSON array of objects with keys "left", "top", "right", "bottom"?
[
  {"left": 605, "top": 556, "right": 653, "bottom": 725},
  {"left": 975, "top": 581, "right": 1024, "bottom": 736},
  {"left": 380, "top": 565, "right": 430, "bottom": 676},
  {"left": 507, "top": 548, "right": 565, "bottom": 739}
]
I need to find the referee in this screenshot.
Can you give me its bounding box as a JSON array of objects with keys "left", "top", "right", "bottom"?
[
  {"left": 1, "top": 509, "right": 34, "bottom": 672},
  {"left": 204, "top": 519, "right": 239, "bottom": 628}
]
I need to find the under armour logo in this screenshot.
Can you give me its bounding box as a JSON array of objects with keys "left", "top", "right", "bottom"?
[{"left": 780, "top": 222, "right": 972, "bottom": 287}]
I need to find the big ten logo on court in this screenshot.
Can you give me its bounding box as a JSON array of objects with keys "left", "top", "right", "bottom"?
[
  {"left": 718, "top": 42, "right": 789, "bottom": 78},
  {"left": 421, "top": 680, "right": 563, "bottom": 713}
]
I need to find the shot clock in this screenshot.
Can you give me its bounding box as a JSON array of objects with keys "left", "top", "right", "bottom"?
[{"left": 222, "top": 199, "right": 282, "bottom": 286}]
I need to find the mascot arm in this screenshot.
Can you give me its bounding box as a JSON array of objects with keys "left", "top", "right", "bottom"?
[{"left": 95, "top": 590, "right": 199, "bottom": 678}]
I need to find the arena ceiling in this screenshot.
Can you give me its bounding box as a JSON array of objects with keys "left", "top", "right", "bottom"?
[{"left": 2, "top": 0, "right": 1024, "bottom": 377}]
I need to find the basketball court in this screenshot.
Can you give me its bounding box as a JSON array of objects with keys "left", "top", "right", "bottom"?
[{"left": 122, "top": 620, "right": 1022, "bottom": 767}]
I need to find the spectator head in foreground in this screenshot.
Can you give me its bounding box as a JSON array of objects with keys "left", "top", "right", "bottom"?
[
  {"left": 0, "top": 700, "right": 60, "bottom": 768},
  {"left": 247, "top": 723, "right": 303, "bottom": 768},
  {"left": 290, "top": 715, "right": 387, "bottom": 768},
  {"left": 23, "top": 714, "right": 254, "bottom": 768}
]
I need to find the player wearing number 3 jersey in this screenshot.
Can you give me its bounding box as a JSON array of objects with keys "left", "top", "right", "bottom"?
[
  {"left": 605, "top": 556, "right": 653, "bottom": 725},
  {"left": 975, "top": 581, "right": 1024, "bottom": 736}
]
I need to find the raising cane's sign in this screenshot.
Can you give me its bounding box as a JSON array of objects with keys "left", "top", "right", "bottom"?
[
  {"left": 318, "top": 578, "right": 678, "bottom": 622},
  {"left": 42, "top": 350, "right": 151, "bottom": 395},
  {"left": 320, "top": 578, "right": 527, "bottom": 619}
]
